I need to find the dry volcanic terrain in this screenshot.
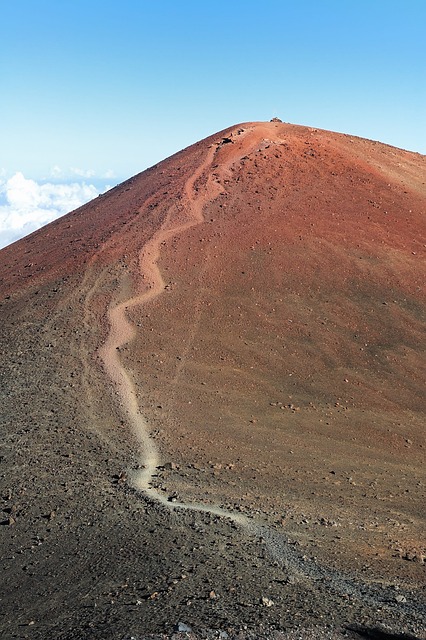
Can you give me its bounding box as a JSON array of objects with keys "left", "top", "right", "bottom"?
[{"left": 0, "top": 121, "right": 425, "bottom": 640}]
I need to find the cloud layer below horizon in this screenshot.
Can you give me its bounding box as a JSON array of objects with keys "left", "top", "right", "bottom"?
[{"left": 0, "top": 172, "right": 113, "bottom": 249}]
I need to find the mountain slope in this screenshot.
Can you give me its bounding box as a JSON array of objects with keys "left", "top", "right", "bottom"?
[{"left": 0, "top": 121, "right": 425, "bottom": 639}]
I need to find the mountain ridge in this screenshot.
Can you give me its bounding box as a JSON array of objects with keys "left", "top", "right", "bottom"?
[{"left": 1, "top": 120, "right": 424, "bottom": 296}]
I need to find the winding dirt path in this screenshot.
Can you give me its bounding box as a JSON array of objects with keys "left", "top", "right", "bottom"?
[{"left": 98, "top": 135, "right": 252, "bottom": 523}]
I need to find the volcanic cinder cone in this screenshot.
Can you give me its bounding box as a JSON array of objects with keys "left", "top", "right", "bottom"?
[{"left": 1, "top": 122, "right": 425, "bottom": 639}]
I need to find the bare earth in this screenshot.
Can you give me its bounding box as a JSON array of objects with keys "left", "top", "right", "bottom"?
[{"left": 0, "top": 121, "right": 425, "bottom": 639}]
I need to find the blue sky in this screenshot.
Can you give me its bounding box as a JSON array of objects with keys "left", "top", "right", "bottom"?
[{"left": 0, "top": 0, "right": 425, "bottom": 246}]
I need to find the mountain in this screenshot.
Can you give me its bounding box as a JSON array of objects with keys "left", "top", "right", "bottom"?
[{"left": 1, "top": 121, "right": 425, "bottom": 639}]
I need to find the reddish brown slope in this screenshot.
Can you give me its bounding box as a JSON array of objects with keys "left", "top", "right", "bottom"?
[
  {"left": 0, "top": 125, "right": 239, "bottom": 298},
  {"left": 1, "top": 121, "right": 425, "bottom": 638},
  {"left": 125, "top": 122, "right": 426, "bottom": 576}
]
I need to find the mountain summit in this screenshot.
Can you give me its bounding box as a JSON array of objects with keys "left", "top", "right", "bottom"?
[{"left": 1, "top": 121, "right": 425, "bottom": 639}]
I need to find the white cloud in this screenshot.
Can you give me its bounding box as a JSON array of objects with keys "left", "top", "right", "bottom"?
[
  {"left": 50, "top": 165, "right": 63, "bottom": 178},
  {"left": 0, "top": 172, "right": 103, "bottom": 249},
  {"left": 70, "top": 167, "right": 96, "bottom": 178}
]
